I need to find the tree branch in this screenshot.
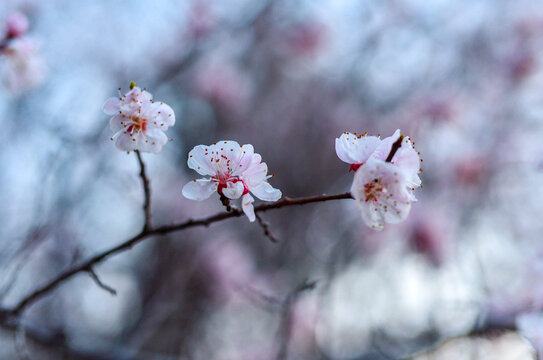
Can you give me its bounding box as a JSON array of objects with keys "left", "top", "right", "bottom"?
[
  {"left": 385, "top": 134, "right": 404, "bottom": 162},
  {"left": 86, "top": 268, "right": 117, "bottom": 296},
  {"left": 276, "top": 279, "right": 318, "bottom": 360},
  {"left": 1, "top": 192, "right": 352, "bottom": 318},
  {"left": 135, "top": 150, "right": 152, "bottom": 231},
  {"left": 255, "top": 213, "right": 278, "bottom": 243}
]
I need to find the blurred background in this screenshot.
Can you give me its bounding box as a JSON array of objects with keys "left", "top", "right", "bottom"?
[{"left": 0, "top": 0, "right": 543, "bottom": 359}]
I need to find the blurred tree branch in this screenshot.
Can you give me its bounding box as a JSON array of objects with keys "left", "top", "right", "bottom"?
[
  {"left": 275, "top": 279, "right": 318, "bottom": 360},
  {"left": 0, "top": 151, "right": 353, "bottom": 325}
]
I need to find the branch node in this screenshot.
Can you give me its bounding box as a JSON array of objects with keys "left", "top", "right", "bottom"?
[{"left": 219, "top": 194, "right": 232, "bottom": 212}]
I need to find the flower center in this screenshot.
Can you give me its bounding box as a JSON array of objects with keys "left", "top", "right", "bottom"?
[
  {"left": 213, "top": 173, "right": 249, "bottom": 196},
  {"left": 125, "top": 116, "right": 147, "bottom": 134},
  {"left": 364, "top": 178, "right": 386, "bottom": 202}
]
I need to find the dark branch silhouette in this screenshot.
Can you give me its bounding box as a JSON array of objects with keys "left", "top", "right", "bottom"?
[
  {"left": 86, "top": 268, "right": 117, "bottom": 296},
  {"left": 1, "top": 189, "right": 352, "bottom": 318},
  {"left": 135, "top": 150, "right": 152, "bottom": 230},
  {"left": 0, "top": 151, "right": 355, "bottom": 360}
]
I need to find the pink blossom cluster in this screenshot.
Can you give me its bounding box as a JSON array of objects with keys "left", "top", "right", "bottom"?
[
  {"left": 103, "top": 87, "right": 423, "bottom": 229},
  {"left": 335, "top": 130, "right": 422, "bottom": 230}
]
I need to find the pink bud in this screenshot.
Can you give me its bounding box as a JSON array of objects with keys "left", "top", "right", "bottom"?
[{"left": 5, "top": 11, "right": 29, "bottom": 38}]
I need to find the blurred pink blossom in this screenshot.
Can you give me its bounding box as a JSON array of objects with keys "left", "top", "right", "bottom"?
[
  {"left": 277, "top": 21, "right": 326, "bottom": 58},
  {"left": 5, "top": 11, "right": 29, "bottom": 39},
  {"left": 199, "top": 239, "right": 254, "bottom": 299},
  {"left": 192, "top": 61, "right": 251, "bottom": 114},
  {"left": 2, "top": 37, "right": 47, "bottom": 94},
  {"left": 407, "top": 208, "right": 451, "bottom": 266},
  {"left": 454, "top": 155, "right": 489, "bottom": 186},
  {"left": 187, "top": 1, "right": 216, "bottom": 40}
]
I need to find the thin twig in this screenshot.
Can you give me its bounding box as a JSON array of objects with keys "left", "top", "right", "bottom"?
[
  {"left": 2, "top": 192, "right": 352, "bottom": 318},
  {"left": 14, "top": 321, "right": 30, "bottom": 360},
  {"left": 255, "top": 213, "right": 278, "bottom": 243},
  {"left": 276, "top": 279, "right": 318, "bottom": 360},
  {"left": 135, "top": 150, "right": 152, "bottom": 230},
  {"left": 86, "top": 268, "right": 117, "bottom": 296}
]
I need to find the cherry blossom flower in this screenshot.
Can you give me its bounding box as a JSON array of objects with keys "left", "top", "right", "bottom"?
[
  {"left": 103, "top": 86, "right": 175, "bottom": 153},
  {"left": 338, "top": 129, "right": 422, "bottom": 230},
  {"left": 373, "top": 129, "right": 422, "bottom": 188},
  {"left": 182, "top": 141, "right": 281, "bottom": 221},
  {"left": 335, "top": 132, "right": 381, "bottom": 172},
  {"left": 336, "top": 129, "right": 422, "bottom": 187},
  {"left": 1, "top": 37, "right": 47, "bottom": 94},
  {"left": 351, "top": 158, "right": 417, "bottom": 231}
]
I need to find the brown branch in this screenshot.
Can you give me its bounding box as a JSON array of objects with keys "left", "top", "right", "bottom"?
[
  {"left": 135, "top": 150, "right": 152, "bottom": 230},
  {"left": 1, "top": 192, "right": 352, "bottom": 318},
  {"left": 255, "top": 213, "right": 278, "bottom": 243},
  {"left": 219, "top": 194, "right": 232, "bottom": 212},
  {"left": 385, "top": 134, "right": 404, "bottom": 162}
]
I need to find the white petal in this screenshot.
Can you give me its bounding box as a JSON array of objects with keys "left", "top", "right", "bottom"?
[
  {"left": 382, "top": 197, "right": 411, "bottom": 224},
  {"left": 115, "top": 132, "right": 138, "bottom": 152},
  {"left": 350, "top": 158, "right": 414, "bottom": 231},
  {"left": 103, "top": 97, "right": 121, "bottom": 115},
  {"left": 125, "top": 87, "right": 152, "bottom": 104},
  {"left": 182, "top": 179, "right": 217, "bottom": 200},
  {"left": 393, "top": 146, "right": 421, "bottom": 187},
  {"left": 242, "top": 194, "right": 256, "bottom": 222},
  {"left": 222, "top": 181, "right": 244, "bottom": 199},
  {"left": 139, "top": 89, "right": 153, "bottom": 103},
  {"left": 188, "top": 145, "right": 216, "bottom": 176},
  {"left": 242, "top": 161, "right": 268, "bottom": 187},
  {"left": 250, "top": 182, "right": 281, "bottom": 202},
  {"left": 144, "top": 101, "right": 175, "bottom": 129},
  {"left": 358, "top": 201, "right": 386, "bottom": 231},
  {"left": 373, "top": 129, "right": 401, "bottom": 161},
  {"left": 335, "top": 132, "right": 380, "bottom": 165},
  {"left": 109, "top": 114, "right": 125, "bottom": 132},
  {"left": 208, "top": 141, "right": 241, "bottom": 175},
  {"left": 231, "top": 143, "right": 254, "bottom": 176},
  {"left": 138, "top": 128, "right": 168, "bottom": 154}
]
